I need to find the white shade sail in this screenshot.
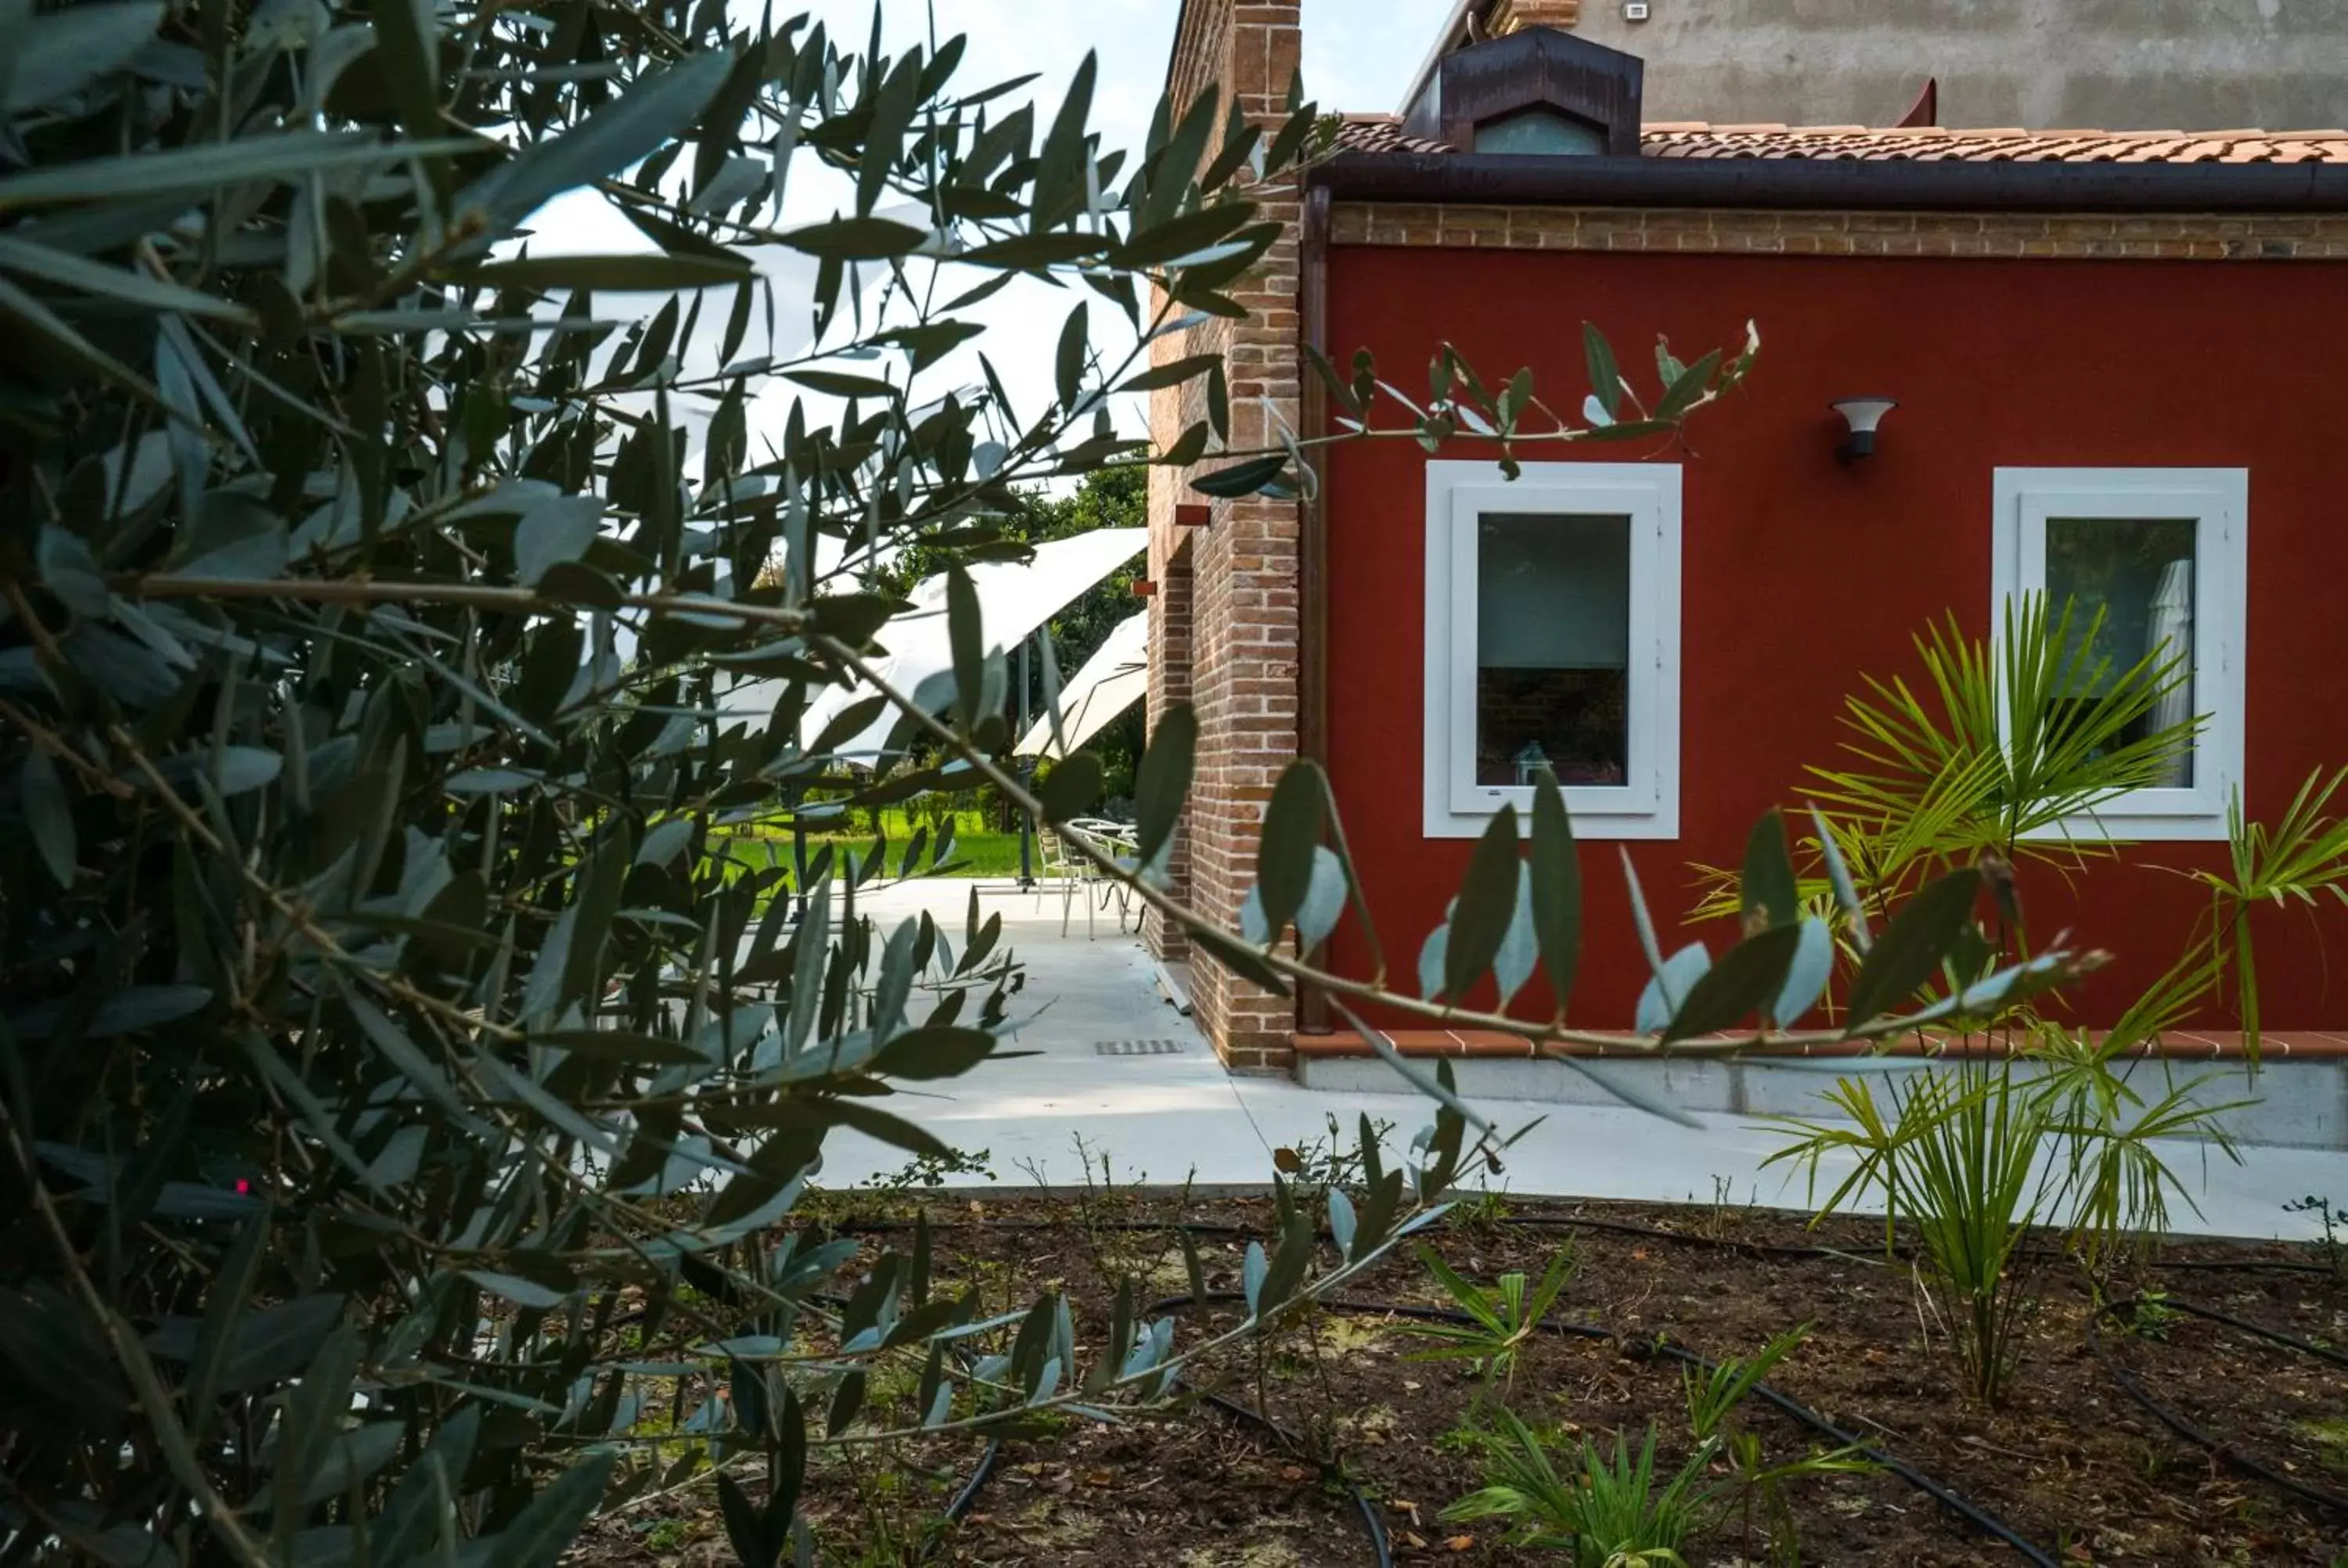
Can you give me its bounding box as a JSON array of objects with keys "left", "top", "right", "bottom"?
[
  {"left": 727, "top": 527, "right": 1147, "bottom": 766},
  {"left": 1015, "top": 610, "right": 1147, "bottom": 760}
]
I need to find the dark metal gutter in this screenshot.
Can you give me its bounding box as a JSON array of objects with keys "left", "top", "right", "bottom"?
[
  {"left": 1311, "top": 151, "right": 2348, "bottom": 212},
  {"left": 1295, "top": 183, "right": 1333, "bottom": 1040}
]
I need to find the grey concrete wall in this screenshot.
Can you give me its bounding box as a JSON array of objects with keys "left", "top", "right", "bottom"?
[
  {"left": 1557, "top": 0, "right": 2348, "bottom": 130},
  {"left": 1295, "top": 1052, "right": 2348, "bottom": 1149}
]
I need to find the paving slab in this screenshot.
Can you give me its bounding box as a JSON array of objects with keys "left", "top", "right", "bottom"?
[{"left": 801, "top": 879, "right": 2348, "bottom": 1242}]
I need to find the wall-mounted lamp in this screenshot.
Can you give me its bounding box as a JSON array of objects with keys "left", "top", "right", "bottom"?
[{"left": 1831, "top": 397, "right": 1897, "bottom": 462}]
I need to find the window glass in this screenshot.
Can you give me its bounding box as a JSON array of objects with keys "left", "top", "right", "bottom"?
[
  {"left": 1475, "top": 512, "right": 1630, "bottom": 787},
  {"left": 2045, "top": 516, "right": 2196, "bottom": 786},
  {"left": 1472, "top": 109, "right": 1606, "bottom": 156}
]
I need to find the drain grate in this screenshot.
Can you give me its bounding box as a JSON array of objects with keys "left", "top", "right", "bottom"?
[{"left": 1094, "top": 1038, "right": 1185, "bottom": 1056}]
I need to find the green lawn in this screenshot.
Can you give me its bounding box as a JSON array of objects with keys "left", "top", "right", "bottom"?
[{"left": 716, "top": 828, "right": 1032, "bottom": 880}]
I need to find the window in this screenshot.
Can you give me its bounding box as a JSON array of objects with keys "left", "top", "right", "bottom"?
[
  {"left": 1423, "top": 461, "right": 1680, "bottom": 839},
  {"left": 1990, "top": 467, "right": 2248, "bottom": 841},
  {"left": 1472, "top": 110, "right": 1607, "bottom": 156}
]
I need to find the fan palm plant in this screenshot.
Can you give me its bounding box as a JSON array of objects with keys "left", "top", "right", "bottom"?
[
  {"left": 1813, "top": 594, "right": 2195, "bottom": 885},
  {"left": 1446, "top": 1414, "right": 1709, "bottom": 1566},
  {"left": 1401, "top": 1244, "right": 1580, "bottom": 1405},
  {"left": 2182, "top": 764, "right": 2348, "bottom": 1047},
  {"left": 1768, "top": 1063, "right": 2055, "bottom": 1404},
  {"left": 1692, "top": 594, "right": 2199, "bottom": 935}
]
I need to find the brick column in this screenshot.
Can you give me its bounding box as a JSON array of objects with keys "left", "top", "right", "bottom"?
[
  {"left": 1150, "top": 0, "right": 1305, "bottom": 1072},
  {"left": 1143, "top": 536, "right": 1194, "bottom": 959}
]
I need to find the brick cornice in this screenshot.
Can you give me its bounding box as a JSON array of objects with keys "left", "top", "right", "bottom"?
[{"left": 1331, "top": 200, "right": 2348, "bottom": 259}]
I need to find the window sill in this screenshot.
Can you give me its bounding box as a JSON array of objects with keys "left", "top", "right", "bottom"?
[
  {"left": 2022, "top": 810, "right": 2231, "bottom": 845},
  {"left": 1423, "top": 800, "right": 1679, "bottom": 841}
]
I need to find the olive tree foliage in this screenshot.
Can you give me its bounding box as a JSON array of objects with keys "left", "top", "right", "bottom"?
[{"left": 0, "top": 1, "right": 2103, "bottom": 1563}]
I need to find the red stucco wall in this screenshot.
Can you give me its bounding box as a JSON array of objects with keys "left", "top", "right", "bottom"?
[{"left": 1321, "top": 243, "right": 2348, "bottom": 1029}]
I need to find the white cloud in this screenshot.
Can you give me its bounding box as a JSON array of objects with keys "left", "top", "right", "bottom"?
[{"left": 664, "top": 3, "right": 1442, "bottom": 482}]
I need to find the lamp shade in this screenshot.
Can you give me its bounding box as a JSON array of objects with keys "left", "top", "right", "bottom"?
[{"left": 1831, "top": 397, "right": 1897, "bottom": 436}]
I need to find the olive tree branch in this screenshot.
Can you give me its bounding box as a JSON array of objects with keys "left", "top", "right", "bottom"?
[{"left": 801, "top": 629, "right": 2108, "bottom": 1058}]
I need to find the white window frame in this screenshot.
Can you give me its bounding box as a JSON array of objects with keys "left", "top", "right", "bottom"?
[
  {"left": 1990, "top": 466, "right": 2248, "bottom": 843},
  {"left": 1422, "top": 460, "right": 1681, "bottom": 840}
]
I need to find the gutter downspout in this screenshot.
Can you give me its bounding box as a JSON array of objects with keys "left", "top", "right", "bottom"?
[
  {"left": 1296, "top": 182, "right": 1334, "bottom": 1038},
  {"left": 1400, "top": 0, "right": 1495, "bottom": 120}
]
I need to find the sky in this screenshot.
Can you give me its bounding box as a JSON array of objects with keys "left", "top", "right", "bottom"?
[
  {"left": 791, "top": 2, "right": 1443, "bottom": 146},
  {"left": 549, "top": 2, "right": 1444, "bottom": 676},
  {"left": 758, "top": 0, "right": 1446, "bottom": 435},
  {"left": 526, "top": 2, "right": 1446, "bottom": 455}
]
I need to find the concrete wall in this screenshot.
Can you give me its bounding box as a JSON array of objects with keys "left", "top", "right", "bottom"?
[
  {"left": 1558, "top": 0, "right": 2348, "bottom": 130},
  {"left": 1295, "top": 1052, "right": 2348, "bottom": 1150}
]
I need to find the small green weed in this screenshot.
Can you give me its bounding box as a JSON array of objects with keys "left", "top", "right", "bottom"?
[
  {"left": 1444, "top": 1326, "right": 1868, "bottom": 1568},
  {"left": 861, "top": 1145, "right": 996, "bottom": 1191},
  {"left": 2127, "top": 1290, "right": 2177, "bottom": 1342},
  {"left": 1272, "top": 1112, "right": 1395, "bottom": 1200},
  {"left": 2295, "top": 1416, "right": 2348, "bottom": 1475},
  {"left": 2285, "top": 1195, "right": 2346, "bottom": 1282},
  {"left": 1399, "top": 1245, "right": 1579, "bottom": 1404}
]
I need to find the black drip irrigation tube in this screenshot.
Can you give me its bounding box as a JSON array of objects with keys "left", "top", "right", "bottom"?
[
  {"left": 1497, "top": 1212, "right": 2336, "bottom": 1277},
  {"left": 825, "top": 1209, "right": 2337, "bottom": 1276},
  {"left": 937, "top": 1436, "right": 1002, "bottom": 1534},
  {"left": 1142, "top": 1289, "right": 2062, "bottom": 1568},
  {"left": 822, "top": 1210, "right": 2339, "bottom": 1560},
  {"left": 2089, "top": 1293, "right": 2348, "bottom": 1519},
  {"left": 1199, "top": 1389, "right": 1395, "bottom": 1568}
]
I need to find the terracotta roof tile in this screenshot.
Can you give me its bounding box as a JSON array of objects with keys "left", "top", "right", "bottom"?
[
  {"left": 1643, "top": 124, "right": 2348, "bottom": 164},
  {"left": 1333, "top": 117, "right": 1453, "bottom": 156},
  {"left": 1332, "top": 117, "right": 2348, "bottom": 164}
]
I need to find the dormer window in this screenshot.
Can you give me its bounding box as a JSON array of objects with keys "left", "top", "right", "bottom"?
[
  {"left": 1473, "top": 107, "right": 1609, "bottom": 156},
  {"left": 1399, "top": 24, "right": 1644, "bottom": 156}
]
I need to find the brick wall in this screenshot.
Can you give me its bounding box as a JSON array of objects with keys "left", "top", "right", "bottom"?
[
  {"left": 1327, "top": 202, "right": 2348, "bottom": 260},
  {"left": 1142, "top": 537, "right": 1194, "bottom": 959},
  {"left": 1152, "top": 0, "right": 1305, "bottom": 1072},
  {"left": 1155, "top": 11, "right": 2348, "bottom": 1072}
]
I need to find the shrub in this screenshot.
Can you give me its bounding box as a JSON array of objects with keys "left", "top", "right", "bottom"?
[{"left": 0, "top": 1, "right": 2092, "bottom": 1559}]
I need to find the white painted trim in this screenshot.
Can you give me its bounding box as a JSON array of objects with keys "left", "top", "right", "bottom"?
[
  {"left": 1422, "top": 460, "right": 1682, "bottom": 840},
  {"left": 1990, "top": 466, "right": 2249, "bottom": 843}
]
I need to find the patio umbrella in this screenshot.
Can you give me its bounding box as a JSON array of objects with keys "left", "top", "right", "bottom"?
[
  {"left": 1014, "top": 610, "right": 1147, "bottom": 760},
  {"left": 727, "top": 527, "right": 1147, "bottom": 765}
]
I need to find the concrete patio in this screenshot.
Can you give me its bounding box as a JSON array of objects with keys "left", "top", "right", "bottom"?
[{"left": 805, "top": 877, "right": 2348, "bottom": 1243}]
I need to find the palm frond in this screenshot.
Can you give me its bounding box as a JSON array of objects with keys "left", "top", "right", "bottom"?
[{"left": 1810, "top": 596, "right": 2199, "bottom": 880}]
